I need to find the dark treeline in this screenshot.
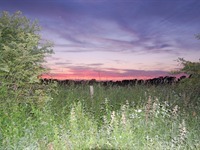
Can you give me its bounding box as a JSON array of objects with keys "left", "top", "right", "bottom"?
[{"left": 40, "top": 75, "right": 187, "bottom": 86}]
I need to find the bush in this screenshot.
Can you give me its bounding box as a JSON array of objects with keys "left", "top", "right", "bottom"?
[
  {"left": 0, "top": 11, "right": 54, "bottom": 106},
  {"left": 174, "top": 58, "right": 200, "bottom": 109}
]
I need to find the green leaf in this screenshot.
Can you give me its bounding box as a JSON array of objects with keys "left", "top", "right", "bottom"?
[
  {"left": 29, "top": 75, "right": 40, "bottom": 83},
  {"left": 0, "top": 64, "right": 10, "bottom": 72}
]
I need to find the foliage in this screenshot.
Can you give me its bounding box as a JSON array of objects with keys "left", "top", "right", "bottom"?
[
  {"left": 174, "top": 58, "right": 200, "bottom": 109},
  {"left": 0, "top": 10, "right": 199, "bottom": 149},
  {"left": 176, "top": 58, "right": 200, "bottom": 76},
  {"left": 0, "top": 85, "right": 199, "bottom": 149},
  {"left": 0, "top": 11, "right": 54, "bottom": 105},
  {"left": 174, "top": 35, "right": 200, "bottom": 81}
]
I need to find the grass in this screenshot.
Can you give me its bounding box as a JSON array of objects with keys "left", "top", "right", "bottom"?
[{"left": 0, "top": 84, "right": 200, "bottom": 149}]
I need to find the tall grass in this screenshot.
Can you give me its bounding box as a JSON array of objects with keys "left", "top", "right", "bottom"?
[{"left": 0, "top": 84, "right": 199, "bottom": 149}]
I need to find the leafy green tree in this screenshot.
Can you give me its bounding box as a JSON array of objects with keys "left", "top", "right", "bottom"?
[
  {"left": 173, "top": 34, "right": 200, "bottom": 110},
  {"left": 175, "top": 57, "right": 200, "bottom": 109},
  {"left": 177, "top": 58, "right": 200, "bottom": 77},
  {"left": 0, "top": 11, "right": 54, "bottom": 106}
]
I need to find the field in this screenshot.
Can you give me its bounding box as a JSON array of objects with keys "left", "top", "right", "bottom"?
[
  {"left": 0, "top": 83, "right": 200, "bottom": 149},
  {"left": 1, "top": 11, "right": 200, "bottom": 150}
]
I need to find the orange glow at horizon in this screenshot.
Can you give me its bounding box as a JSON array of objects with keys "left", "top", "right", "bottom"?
[
  {"left": 41, "top": 73, "right": 163, "bottom": 81},
  {"left": 41, "top": 66, "right": 184, "bottom": 81}
]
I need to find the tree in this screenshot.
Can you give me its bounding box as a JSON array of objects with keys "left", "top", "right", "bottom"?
[
  {"left": 174, "top": 58, "right": 200, "bottom": 109},
  {"left": 173, "top": 34, "right": 200, "bottom": 110},
  {"left": 176, "top": 58, "right": 200, "bottom": 76},
  {"left": 0, "top": 11, "right": 54, "bottom": 106}
]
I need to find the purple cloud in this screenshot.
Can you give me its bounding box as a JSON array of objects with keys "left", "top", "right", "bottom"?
[{"left": 1, "top": 0, "right": 200, "bottom": 80}]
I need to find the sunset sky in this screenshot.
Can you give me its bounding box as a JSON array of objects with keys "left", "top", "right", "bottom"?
[{"left": 1, "top": 0, "right": 200, "bottom": 80}]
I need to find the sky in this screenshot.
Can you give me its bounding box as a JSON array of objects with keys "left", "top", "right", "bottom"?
[{"left": 1, "top": 0, "right": 200, "bottom": 81}]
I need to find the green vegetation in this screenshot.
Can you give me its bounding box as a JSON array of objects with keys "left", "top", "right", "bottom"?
[
  {"left": 1, "top": 84, "right": 200, "bottom": 149},
  {"left": 0, "top": 11, "right": 199, "bottom": 149},
  {"left": 0, "top": 11, "right": 54, "bottom": 107},
  {"left": 173, "top": 58, "right": 200, "bottom": 111}
]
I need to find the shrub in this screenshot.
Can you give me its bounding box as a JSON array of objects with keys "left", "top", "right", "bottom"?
[
  {"left": 174, "top": 58, "right": 200, "bottom": 110},
  {"left": 0, "top": 11, "right": 54, "bottom": 106}
]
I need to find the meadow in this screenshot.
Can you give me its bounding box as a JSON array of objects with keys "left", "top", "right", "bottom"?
[
  {"left": 0, "top": 83, "right": 199, "bottom": 150},
  {"left": 1, "top": 11, "right": 199, "bottom": 150}
]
